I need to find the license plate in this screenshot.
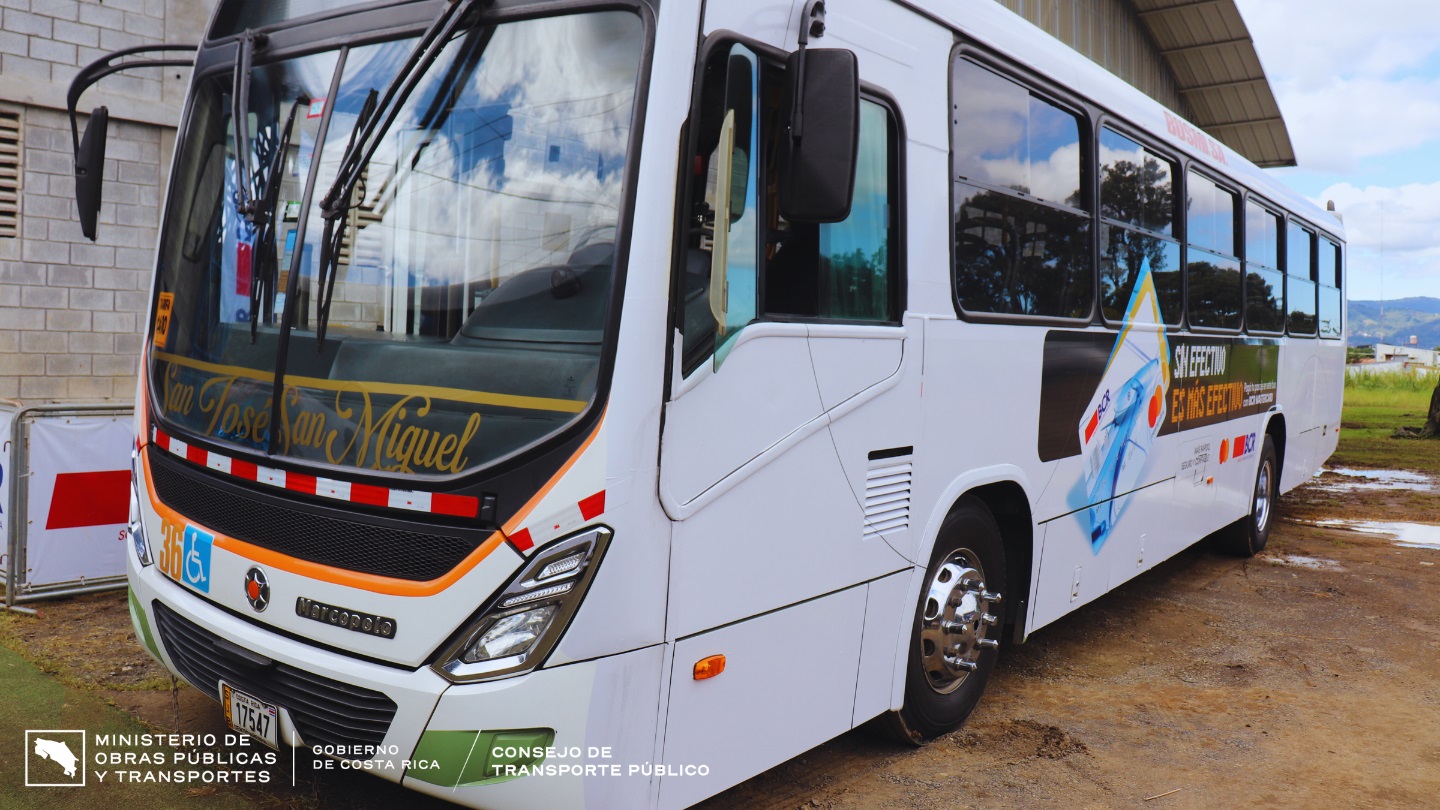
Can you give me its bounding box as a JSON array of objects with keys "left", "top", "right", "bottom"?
[{"left": 221, "top": 682, "right": 280, "bottom": 750}]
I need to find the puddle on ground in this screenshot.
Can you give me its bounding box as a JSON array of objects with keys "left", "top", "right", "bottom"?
[
  {"left": 1315, "top": 520, "right": 1440, "bottom": 551},
  {"left": 1311, "top": 468, "right": 1435, "bottom": 492},
  {"left": 1266, "top": 555, "right": 1344, "bottom": 571}
]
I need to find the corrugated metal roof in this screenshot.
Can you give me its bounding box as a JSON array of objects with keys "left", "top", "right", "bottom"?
[{"left": 1129, "top": 0, "right": 1296, "bottom": 167}]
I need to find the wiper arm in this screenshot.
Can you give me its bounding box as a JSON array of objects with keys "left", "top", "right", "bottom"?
[
  {"left": 311, "top": 0, "right": 493, "bottom": 347},
  {"left": 315, "top": 87, "right": 377, "bottom": 346},
  {"left": 231, "top": 29, "right": 266, "bottom": 222},
  {"left": 249, "top": 96, "right": 309, "bottom": 341}
]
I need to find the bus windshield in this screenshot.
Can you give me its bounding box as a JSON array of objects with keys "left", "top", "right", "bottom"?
[{"left": 150, "top": 10, "right": 643, "bottom": 478}]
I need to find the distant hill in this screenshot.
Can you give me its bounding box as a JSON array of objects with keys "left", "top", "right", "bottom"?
[{"left": 1347, "top": 297, "right": 1440, "bottom": 348}]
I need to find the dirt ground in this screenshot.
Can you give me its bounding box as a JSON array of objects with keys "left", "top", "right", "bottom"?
[
  {"left": 700, "top": 470, "right": 1440, "bottom": 809},
  {"left": 5, "top": 463, "right": 1439, "bottom": 808}
]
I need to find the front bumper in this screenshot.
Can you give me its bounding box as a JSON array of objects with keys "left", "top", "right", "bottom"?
[{"left": 128, "top": 558, "right": 663, "bottom": 809}]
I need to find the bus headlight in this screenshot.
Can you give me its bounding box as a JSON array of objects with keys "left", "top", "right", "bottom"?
[
  {"left": 460, "top": 605, "right": 558, "bottom": 664},
  {"left": 435, "top": 526, "right": 611, "bottom": 683},
  {"left": 129, "top": 454, "right": 153, "bottom": 568}
]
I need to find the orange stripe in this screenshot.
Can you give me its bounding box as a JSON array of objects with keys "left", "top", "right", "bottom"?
[
  {"left": 140, "top": 417, "right": 604, "bottom": 597},
  {"left": 502, "top": 411, "right": 605, "bottom": 536},
  {"left": 137, "top": 345, "right": 151, "bottom": 448}
]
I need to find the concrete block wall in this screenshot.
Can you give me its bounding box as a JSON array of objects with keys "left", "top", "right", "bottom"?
[
  {"left": 0, "top": 0, "right": 208, "bottom": 404},
  {"left": 0, "top": 109, "right": 161, "bottom": 400}
]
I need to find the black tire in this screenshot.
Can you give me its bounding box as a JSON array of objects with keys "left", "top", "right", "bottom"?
[
  {"left": 1218, "top": 434, "right": 1278, "bottom": 557},
  {"left": 876, "top": 496, "right": 1006, "bottom": 744}
]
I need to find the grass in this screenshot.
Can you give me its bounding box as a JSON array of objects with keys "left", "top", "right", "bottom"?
[
  {"left": 1345, "top": 368, "right": 1439, "bottom": 393},
  {"left": 1332, "top": 380, "right": 1440, "bottom": 473},
  {"left": 0, "top": 603, "right": 174, "bottom": 693},
  {"left": 0, "top": 643, "right": 259, "bottom": 809}
]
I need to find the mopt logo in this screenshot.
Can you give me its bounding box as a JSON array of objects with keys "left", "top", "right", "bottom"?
[{"left": 25, "top": 729, "right": 86, "bottom": 787}]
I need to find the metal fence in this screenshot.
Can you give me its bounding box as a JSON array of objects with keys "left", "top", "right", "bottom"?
[{"left": 3, "top": 402, "right": 134, "bottom": 612}]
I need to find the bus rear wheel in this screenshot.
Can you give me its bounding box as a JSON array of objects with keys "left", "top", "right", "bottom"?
[
  {"left": 1219, "top": 434, "right": 1278, "bottom": 557},
  {"left": 879, "top": 497, "right": 1006, "bottom": 744}
]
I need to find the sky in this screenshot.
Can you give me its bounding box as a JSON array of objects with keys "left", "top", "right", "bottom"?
[{"left": 1235, "top": 0, "right": 1440, "bottom": 301}]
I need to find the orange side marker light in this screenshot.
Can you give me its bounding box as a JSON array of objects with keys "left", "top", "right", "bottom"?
[{"left": 694, "top": 655, "right": 726, "bottom": 680}]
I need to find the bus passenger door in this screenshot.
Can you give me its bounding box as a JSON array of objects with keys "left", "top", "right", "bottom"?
[
  {"left": 660, "top": 41, "right": 906, "bottom": 632},
  {"left": 657, "top": 40, "right": 908, "bottom": 804}
]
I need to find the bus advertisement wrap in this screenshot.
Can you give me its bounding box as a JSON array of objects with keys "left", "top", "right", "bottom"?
[{"left": 1040, "top": 332, "right": 1281, "bottom": 462}]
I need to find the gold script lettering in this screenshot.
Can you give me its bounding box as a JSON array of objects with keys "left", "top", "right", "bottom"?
[{"left": 161, "top": 363, "right": 195, "bottom": 416}]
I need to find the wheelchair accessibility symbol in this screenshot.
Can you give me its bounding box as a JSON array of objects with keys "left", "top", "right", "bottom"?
[{"left": 181, "top": 526, "right": 214, "bottom": 593}]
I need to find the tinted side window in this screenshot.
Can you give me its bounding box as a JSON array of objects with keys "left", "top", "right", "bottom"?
[
  {"left": 952, "top": 59, "right": 1092, "bottom": 319},
  {"left": 1099, "top": 128, "right": 1173, "bottom": 235},
  {"left": 1097, "top": 127, "right": 1179, "bottom": 324},
  {"left": 678, "top": 43, "right": 760, "bottom": 374},
  {"left": 1319, "top": 238, "right": 1342, "bottom": 339},
  {"left": 1186, "top": 171, "right": 1241, "bottom": 329},
  {"left": 764, "top": 98, "right": 900, "bottom": 323},
  {"left": 1244, "top": 202, "right": 1283, "bottom": 333},
  {"left": 1286, "top": 221, "right": 1316, "bottom": 335},
  {"left": 816, "top": 102, "right": 896, "bottom": 322},
  {"left": 1245, "top": 201, "right": 1278, "bottom": 268}
]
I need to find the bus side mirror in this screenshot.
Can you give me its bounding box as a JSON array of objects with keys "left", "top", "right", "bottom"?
[
  {"left": 74, "top": 106, "right": 109, "bottom": 241},
  {"left": 780, "top": 48, "right": 859, "bottom": 223}
]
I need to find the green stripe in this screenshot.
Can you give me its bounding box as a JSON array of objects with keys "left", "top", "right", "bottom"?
[
  {"left": 408, "top": 727, "right": 557, "bottom": 787},
  {"left": 408, "top": 730, "right": 480, "bottom": 787},
  {"left": 128, "top": 588, "right": 161, "bottom": 661}
]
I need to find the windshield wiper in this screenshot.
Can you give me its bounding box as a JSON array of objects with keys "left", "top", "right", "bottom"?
[
  {"left": 314, "top": 87, "right": 377, "bottom": 345},
  {"left": 311, "top": 0, "right": 493, "bottom": 347},
  {"left": 231, "top": 29, "right": 266, "bottom": 222},
  {"left": 249, "top": 96, "right": 310, "bottom": 342}
]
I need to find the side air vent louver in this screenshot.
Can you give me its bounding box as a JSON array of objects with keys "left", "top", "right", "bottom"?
[{"left": 863, "top": 451, "right": 912, "bottom": 538}]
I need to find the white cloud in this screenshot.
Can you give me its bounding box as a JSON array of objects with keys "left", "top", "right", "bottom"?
[
  {"left": 1275, "top": 75, "right": 1440, "bottom": 173},
  {"left": 1237, "top": 0, "right": 1440, "bottom": 88},
  {"left": 1235, "top": 1, "right": 1440, "bottom": 171},
  {"left": 1234, "top": 1, "right": 1440, "bottom": 299},
  {"left": 1313, "top": 181, "right": 1440, "bottom": 299},
  {"left": 1320, "top": 181, "right": 1440, "bottom": 254}
]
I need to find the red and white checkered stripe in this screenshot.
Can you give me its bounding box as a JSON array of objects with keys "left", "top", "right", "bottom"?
[
  {"left": 508, "top": 491, "right": 606, "bottom": 552},
  {"left": 150, "top": 428, "right": 479, "bottom": 518}
]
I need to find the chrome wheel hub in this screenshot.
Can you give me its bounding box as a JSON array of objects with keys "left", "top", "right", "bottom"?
[
  {"left": 920, "top": 548, "right": 1001, "bottom": 694},
  {"left": 1255, "top": 458, "right": 1272, "bottom": 533}
]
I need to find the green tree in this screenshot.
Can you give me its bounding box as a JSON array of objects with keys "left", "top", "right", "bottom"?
[
  {"left": 1098, "top": 158, "right": 1174, "bottom": 319},
  {"left": 954, "top": 186, "right": 1090, "bottom": 318}
]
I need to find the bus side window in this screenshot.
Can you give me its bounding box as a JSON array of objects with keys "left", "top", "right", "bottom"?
[
  {"left": 1286, "top": 221, "right": 1316, "bottom": 335},
  {"left": 1318, "top": 238, "right": 1342, "bottom": 338},
  {"left": 680, "top": 44, "right": 760, "bottom": 374},
  {"left": 951, "top": 58, "right": 1092, "bottom": 320},
  {"left": 766, "top": 99, "right": 899, "bottom": 323},
  {"left": 1185, "top": 171, "right": 1241, "bottom": 330},
  {"left": 1097, "top": 126, "right": 1180, "bottom": 325},
  {"left": 1244, "top": 201, "right": 1284, "bottom": 333}
]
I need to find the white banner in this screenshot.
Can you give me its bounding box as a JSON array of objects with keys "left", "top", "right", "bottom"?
[{"left": 23, "top": 415, "right": 132, "bottom": 587}]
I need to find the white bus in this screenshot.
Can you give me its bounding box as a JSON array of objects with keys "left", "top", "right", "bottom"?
[{"left": 68, "top": 0, "right": 1343, "bottom": 807}]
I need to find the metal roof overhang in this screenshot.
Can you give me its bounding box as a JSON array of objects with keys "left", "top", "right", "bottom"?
[{"left": 1130, "top": 0, "right": 1296, "bottom": 168}]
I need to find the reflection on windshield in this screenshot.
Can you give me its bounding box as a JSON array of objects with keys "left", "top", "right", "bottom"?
[{"left": 151, "top": 12, "right": 644, "bottom": 477}]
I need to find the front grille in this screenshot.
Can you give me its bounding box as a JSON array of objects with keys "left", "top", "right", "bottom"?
[
  {"left": 149, "top": 450, "right": 479, "bottom": 581},
  {"left": 153, "top": 600, "right": 397, "bottom": 750}
]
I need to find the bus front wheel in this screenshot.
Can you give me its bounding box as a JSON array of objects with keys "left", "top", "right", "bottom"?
[
  {"left": 880, "top": 497, "right": 1006, "bottom": 744},
  {"left": 1219, "top": 434, "right": 1278, "bottom": 557}
]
